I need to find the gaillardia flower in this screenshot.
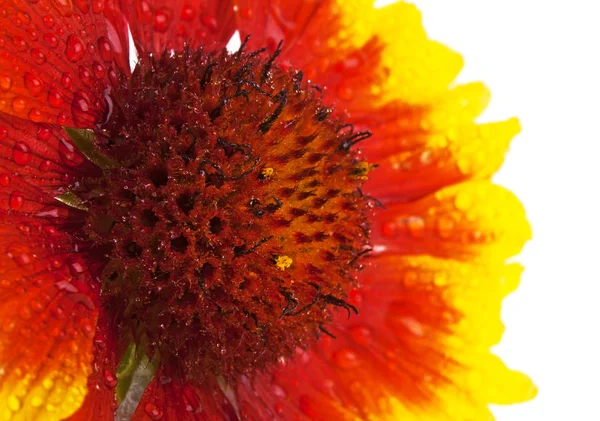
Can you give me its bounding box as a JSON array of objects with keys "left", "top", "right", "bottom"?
[{"left": 0, "top": 0, "right": 535, "bottom": 420}]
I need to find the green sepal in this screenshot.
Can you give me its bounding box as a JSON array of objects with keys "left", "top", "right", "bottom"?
[
  {"left": 115, "top": 343, "right": 159, "bottom": 404},
  {"left": 63, "top": 127, "right": 118, "bottom": 169},
  {"left": 54, "top": 191, "right": 89, "bottom": 211}
]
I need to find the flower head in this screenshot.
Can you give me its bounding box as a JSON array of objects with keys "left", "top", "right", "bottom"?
[{"left": 0, "top": 1, "right": 535, "bottom": 421}]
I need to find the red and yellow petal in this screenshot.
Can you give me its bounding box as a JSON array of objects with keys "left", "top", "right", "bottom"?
[
  {"left": 65, "top": 311, "right": 119, "bottom": 421},
  {"left": 370, "top": 181, "right": 531, "bottom": 261},
  {"left": 0, "top": 0, "right": 130, "bottom": 127},
  {"left": 0, "top": 216, "right": 100, "bottom": 421},
  {"left": 121, "top": 0, "right": 236, "bottom": 55}
]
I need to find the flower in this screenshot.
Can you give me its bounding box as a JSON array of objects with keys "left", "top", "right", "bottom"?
[{"left": 0, "top": 0, "right": 536, "bottom": 420}]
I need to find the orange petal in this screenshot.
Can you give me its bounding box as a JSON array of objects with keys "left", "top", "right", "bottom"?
[
  {"left": 371, "top": 180, "right": 531, "bottom": 262},
  {"left": 64, "top": 311, "right": 118, "bottom": 421},
  {"left": 0, "top": 0, "right": 129, "bottom": 126},
  {"left": 121, "top": 0, "right": 236, "bottom": 55},
  {"left": 0, "top": 216, "right": 100, "bottom": 420}
]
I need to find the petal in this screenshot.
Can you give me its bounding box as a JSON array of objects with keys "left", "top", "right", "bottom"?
[
  {"left": 0, "top": 0, "right": 130, "bottom": 126},
  {"left": 0, "top": 113, "right": 98, "bottom": 198},
  {"left": 235, "top": 254, "right": 535, "bottom": 421},
  {"left": 0, "top": 115, "right": 97, "bottom": 220},
  {"left": 121, "top": 0, "right": 236, "bottom": 55},
  {"left": 233, "top": 0, "right": 460, "bottom": 104},
  {"left": 370, "top": 181, "right": 531, "bottom": 262},
  {"left": 362, "top": 84, "right": 519, "bottom": 202},
  {"left": 130, "top": 369, "right": 237, "bottom": 421},
  {"left": 0, "top": 215, "right": 100, "bottom": 421},
  {"left": 65, "top": 311, "right": 119, "bottom": 421}
]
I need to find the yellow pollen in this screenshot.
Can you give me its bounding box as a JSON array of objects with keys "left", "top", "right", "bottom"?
[
  {"left": 353, "top": 161, "right": 376, "bottom": 178},
  {"left": 260, "top": 167, "right": 275, "bottom": 179},
  {"left": 274, "top": 255, "right": 293, "bottom": 271}
]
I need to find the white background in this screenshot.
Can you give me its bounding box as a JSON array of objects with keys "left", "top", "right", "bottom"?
[{"left": 408, "top": 1, "right": 600, "bottom": 420}]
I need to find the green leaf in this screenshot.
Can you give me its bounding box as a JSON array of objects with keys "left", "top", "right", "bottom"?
[{"left": 63, "top": 127, "right": 118, "bottom": 169}]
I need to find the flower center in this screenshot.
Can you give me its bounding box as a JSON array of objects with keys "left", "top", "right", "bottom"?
[{"left": 83, "top": 44, "right": 372, "bottom": 379}]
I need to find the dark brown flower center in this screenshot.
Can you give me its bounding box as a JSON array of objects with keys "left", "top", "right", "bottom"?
[{"left": 83, "top": 44, "right": 373, "bottom": 379}]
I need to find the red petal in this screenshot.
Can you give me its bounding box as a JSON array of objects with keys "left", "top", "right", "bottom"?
[
  {"left": 0, "top": 214, "right": 100, "bottom": 419},
  {"left": 0, "top": 0, "right": 130, "bottom": 127},
  {"left": 130, "top": 367, "right": 237, "bottom": 421},
  {"left": 65, "top": 310, "right": 119, "bottom": 421},
  {"left": 0, "top": 114, "right": 98, "bottom": 218},
  {"left": 121, "top": 0, "right": 236, "bottom": 55}
]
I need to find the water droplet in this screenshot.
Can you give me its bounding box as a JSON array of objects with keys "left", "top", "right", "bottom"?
[
  {"left": 0, "top": 126, "right": 6, "bottom": 140},
  {"left": 405, "top": 216, "right": 425, "bottom": 238},
  {"left": 0, "top": 173, "right": 9, "bottom": 186},
  {"left": 29, "top": 108, "right": 43, "bottom": 122},
  {"left": 454, "top": 192, "right": 472, "bottom": 211},
  {"left": 97, "top": 36, "right": 113, "bottom": 61},
  {"left": 104, "top": 370, "right": 117, "bottom": 388},
  {"left": 274, "top": 403, "right": 284, "bottom": 415},
  {"left": 436, "top": 216, "right": 454, "bottom": 239},
  {"left": 12, "top": 141, "right": 32, "bottom": 166},
  {"left": 24, "top": 72, "right": 42, "bottom": 96},
  {"left": 7, "top": 395, "right": 20, "bottom": 411},
  {"left": 48, "top": 88, "right": 64, "bottom": 108},
  {"left": 30, "top": 395, "right": 43, "bottom": 408},
  {"left": 58, "top": 138, "right": 84, "bottom": 166},
  {"left": 145, "top": 403, "right": 163, "bottom": 420},
  {"left": 332, "top": 348, "right": 360, "bottom": 368},
  {"left": 43, "top": 32, "right": 59, "bottom": 48},
  {"left": 42, "top": 377, "right": 54, "bottom": 390},
  {"left": 92, "top": 62, "right": 105, "bottom": 79},
  {"left": 0, "top": 74, "right": 11, "bottom": 91},
  {"left": 201, "top": 15, "right": 218, "bottom": 31},
  {"left": 239, "top": 7, "right": 253, "bottom": 19},
  {"left": 9, "top": 191, "right": 24, "bottom": 210},
  {"left": 349, "top": 326, "right": 372, "bottom": 345},
  {"left": 78, "top": 66, "right": 93, "bottom": 86},
  {"left": 180, "top": 5, "right": 194, "bottom": 21},
  {"left": 153, "top": 9, "right": 170, "bottom": 32},
  {"left": 66, "top": 34, "right": 86, "bottom": 62},
  {"left": 43, "top": 15, "right": 55, "bottom": 28},
  {"left": 12, "top": 36, "right": 28, "bottom": 52},
  {"left": 92, "top": 0, "right": 104, "bottom": 13},
  {"left": 39, "top": 159, "right": 52, "bottom": 171},
  {"left": 61, "top": 73, "right": 73, "bottom": 89},
  {"left": 11, "top": 97, "right": 27, "bottom": 113}
]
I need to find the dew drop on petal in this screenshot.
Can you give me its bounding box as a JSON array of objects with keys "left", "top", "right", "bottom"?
[
  {"left": 97, "top": 36, "right": 113, "bottom": 61},
  {"left": 0, "top": 74, "right": 12, "bottom": 91},
  {"left": 436, "top": 216, "right": 455, "bottom": 239},
  {"left": 144, "top": 403, "right": 163, "bottom": 420},
  {"left": 332, "top": 348, "right": 360, "bottom": 369},
  {"left": 104, "top": 370, "right": 117, "bottom": 389},
  {"left": 11, "top": 97, "right": 27, "bottom": 113},
  {"left": 0, "top": 173, "right": 10, "bottom": 186},
  {"left": 9, "top": 191, "right": 24, "bottom": 210},
  {"left": 31, "top": 47, "right": 47, "bottom": 65},
  {"left": 65, "top": 34, "right": 86, "bottom": 62},
  {"left": 405, "top": 216, "right": 425, "bottom": 238},
  {"left": 152, "top": 9, "right": 170, "bottom": 32},
  {"left": 12, "top": 141, "right": 32, "bottom": 165},
  {"left": 24, "top": 72, "right": 42, "bottom": 96},
  {"left": 180, "top": 5, "right": 194, "bottom": 21},
  {"left": 61, "top": 72, "right": 73, "bottom": 89},
  {"left": 48, "top": 88, "right": 64, "bottom": 108}
]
